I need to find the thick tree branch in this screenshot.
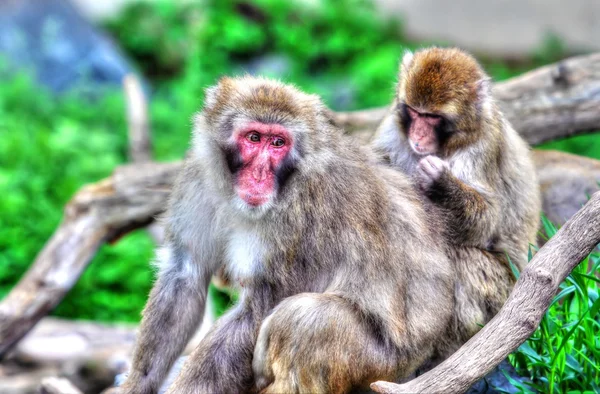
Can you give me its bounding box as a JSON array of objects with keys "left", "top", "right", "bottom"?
[
  {"left": 371, "top": 191, "right": 600, "bottom": 394},
  {"left": 494, "top": 53, "right": 600, "bottom": 145},
  {"left": 39, "top": 377, "right": 83, "bottom": 394},
  {"left": 334, "top": 52, "right": 600, "bottom": 145},
  {"left": 533, "top": 150, "right": 600, "bottom": 227}
]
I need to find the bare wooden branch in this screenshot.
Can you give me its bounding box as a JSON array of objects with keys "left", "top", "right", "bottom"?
[
  {"left": 39, "top": 377, "right": 83, "bottom": 394},
  {"left": 123, "top": 74, "right": 152, "bottom": 163},
  {"left": 0, "top": 365, "right": 61, "bottom": 394},
  {"left": 0, "top": 163, "right": 180, "bottom": 359},
  {"left": 533, "top": 150, "right": 600, "bottom": 227},
  {"left": 371, "top": 191, "right": 600, "bottom": 394},
  {"left": 334, "top": 52, "right": 600, "bottom": 145},
  {"left": 0, "top": 314, "right": 214, "bottom": 393},
  {"left": 495, "top": 53, "right": 600, "bottom": 145}
]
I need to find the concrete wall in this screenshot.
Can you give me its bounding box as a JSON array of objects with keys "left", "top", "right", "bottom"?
[
  {"left": 374, "top": 0, "right": 599, "bottom": 56},
  {"left": 71, "top": 0, "right": 600, "bottom": 56}
]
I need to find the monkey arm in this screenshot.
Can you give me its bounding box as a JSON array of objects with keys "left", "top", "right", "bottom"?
[
  {"left": 120, "top": 245, "right": 212, "bottom": 394},
  {"left": 427, "top": 172, "right": 499, "bottom": 246},
  {"left": 165, "top": 287, "right": 275, "bottom": 393}
]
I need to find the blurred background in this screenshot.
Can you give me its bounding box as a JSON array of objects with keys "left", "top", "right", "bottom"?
[{"left": 0, "top": 0, "right": 599, "bottom": 392}]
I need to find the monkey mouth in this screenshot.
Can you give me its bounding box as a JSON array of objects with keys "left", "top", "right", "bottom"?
[
  {"left": 236, "top": 188, "right": 273, "bottom": 208},
  {"left": 410, "top": 140, "right": 433, "bottom": 155},
  {"left": 242, "top": 194, "right": 270, "bottom": 207}
]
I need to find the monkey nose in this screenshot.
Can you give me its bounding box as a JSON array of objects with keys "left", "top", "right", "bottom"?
[{"left": 253, "top": 166, "right": 267, "bottom": 182}]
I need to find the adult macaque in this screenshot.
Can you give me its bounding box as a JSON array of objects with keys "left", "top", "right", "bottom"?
[
  {"left": 116, "top": 76, "right": 455, "bottom": 393},
  {"left": 372, "top": 47, "right": 541, "bottom": 272}
]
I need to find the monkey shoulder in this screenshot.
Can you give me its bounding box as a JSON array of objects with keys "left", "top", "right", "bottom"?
[{"left": 161, "top": 157, "right": 224, "bottom": 247}]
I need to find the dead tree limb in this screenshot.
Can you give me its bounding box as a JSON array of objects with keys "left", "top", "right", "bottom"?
[
  {"left": 39, "top": 377, "right": 83, "bottom": 394},
  {"left": 0, "top": 163, "right": 180, "bottom": 359},
  {"left": 123, "top": 74, "right": 152, "bottom": 163},
  {"left": 334, "top": 52, "right": 600, "bottom": 145},
  {"left": 533, "top": 150, "right": 600, "bottom": 227},
  {"left": 371, "top": 191, "right": 600, "bottom": 394}
]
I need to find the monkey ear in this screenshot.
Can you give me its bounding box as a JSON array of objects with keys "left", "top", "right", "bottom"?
[
  {"left": 476, "top": 77, "right": 493, "bottom": 104},
  {"left": 399, "top": 50, "right": 414, "bottom": 75}
]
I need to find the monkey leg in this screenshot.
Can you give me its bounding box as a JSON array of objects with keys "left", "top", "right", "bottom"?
[
  {"left": 163, "top": 304, "right": 256, "bottom": 393},
  {"left": 164, "top": 288, "right": 275, "bottom": 394},
  {"left": 253, "top": 293, "right": 404, "bottom": 394},
  {"left": 442, "top": 246, "right": 515, "bottom": 355}
]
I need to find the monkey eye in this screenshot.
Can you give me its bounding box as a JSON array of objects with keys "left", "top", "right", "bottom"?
[
  {"left": 247, "top": 131, "right": 261, "bottom": 143},
  {"left": 271, "top": 137, "right": 285, "bottom": 147}
]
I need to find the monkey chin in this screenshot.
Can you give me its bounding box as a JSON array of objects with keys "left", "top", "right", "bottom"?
[
  {"left": 409, "top": 139, "right": 437, "bottom": 156},
  {"left": 231, "top": 193, "right": 275, "bottom": 219}
]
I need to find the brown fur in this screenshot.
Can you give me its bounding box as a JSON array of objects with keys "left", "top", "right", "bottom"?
[
  {"left": 372, "top": 47, "right": 541, "bottom": 364},
  {"left": 404, "top": 48, "right": 482, "bottom": 114},
  {"left": 117, "top": 77, "right": 457, "bottom": 394}
]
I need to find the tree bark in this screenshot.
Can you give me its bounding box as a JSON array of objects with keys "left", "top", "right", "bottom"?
[
  {"left": 371, "top": 191, "right": 600, "bottom": 394},
  {"left": 533, "top": 149, "right": 600, "bottom": 227},
  {"left": 39, "top": 377, "right": 83, "bottom": 394}
]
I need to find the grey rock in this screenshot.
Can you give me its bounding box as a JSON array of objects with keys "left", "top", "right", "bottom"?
[{"left": 0, "top": 0, "right": 138, "bottom": 94}]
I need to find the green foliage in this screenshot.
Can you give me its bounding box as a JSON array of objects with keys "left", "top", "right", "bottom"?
[
  {"left": 0, "top": 71, "right": 157, "bottom": 322},
  {"left": 509, "top": 218, "right": 600, "bottom": 393},
  {"left": 538, "top": 132, "right": 600, "bottom": 161}
]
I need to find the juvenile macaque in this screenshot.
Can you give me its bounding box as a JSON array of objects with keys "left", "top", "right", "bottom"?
[
  {"left": 117, "top": 76, "right": 456, "bottom": 393},
  {"left": 372, "top": 47, "right": 541, "bottom": 272}
]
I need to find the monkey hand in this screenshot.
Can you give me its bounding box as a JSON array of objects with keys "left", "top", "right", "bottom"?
[{"left": 416, "top": 156, "right": 449, "bottom": 190}]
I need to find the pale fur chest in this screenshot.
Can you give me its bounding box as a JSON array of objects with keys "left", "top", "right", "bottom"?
[{"left": 225, "top": 227, "right": 266, "bottom": 284}]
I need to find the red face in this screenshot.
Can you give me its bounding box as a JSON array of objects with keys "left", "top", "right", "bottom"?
[
  {"left": 406, "top": 106, "right": 442, "bottom": 155},
  {"left": 234, "top": 121, "right": 293, "bottom": 207}
]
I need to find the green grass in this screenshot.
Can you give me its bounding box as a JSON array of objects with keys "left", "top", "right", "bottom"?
[{"left": 506, "top": 218, "right": 600, "bottom": 393}]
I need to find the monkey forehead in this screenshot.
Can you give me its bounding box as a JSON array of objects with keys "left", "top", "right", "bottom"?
[
  {"left": 234, "top": 121, "right": 294, "bottom": 141},
  {"left": 204, "top": 76, "right": 320, "bottom": 122},
  {"left": 402, "top": 48, "right": 484, "bottom": 113}
]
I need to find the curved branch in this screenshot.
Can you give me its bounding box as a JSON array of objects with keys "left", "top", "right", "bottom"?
[
  {"left": 0, "top": 162, "right": 180, "bottom": 358},
  {"left": 40, "top": 377, "right": 83, "bottom": 394},
  {"left": 334, "top": 52, "right": 600, "bottom": 145},
  {"left": 371, "top": 191, "right": 600, "bottom": 394}
]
